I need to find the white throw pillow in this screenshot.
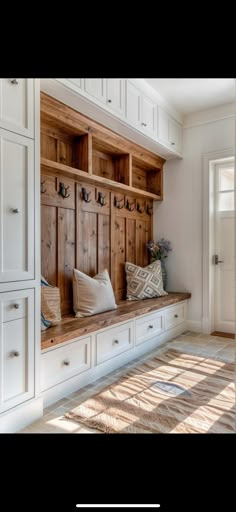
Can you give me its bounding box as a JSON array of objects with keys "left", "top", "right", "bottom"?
[
  {"left": 125, "top": 260, "right": 168, "bottom": 300},
  {"left": 73, "top": 268, "right": 117, "bottom": 317}
]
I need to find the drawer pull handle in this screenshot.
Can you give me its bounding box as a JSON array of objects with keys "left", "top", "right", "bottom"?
[
  {"left": 171, "top": 142, "right": 175, "bottom": 145},
  {"left": 107, "top": 99, "right": 112, "bottom": 103},
  {"left": 10, "top": 79, "right": 19, "bottom": 85},
  {"left": 142, "top": 122, "right": 147, "bottom": 126},
  {"left": 174, "top": 314, "right": 178, "bottom": 318},
  {"left": 14, "top": 303, "right": 20, "bottom": 309},
  {"left": 114, "top": 339, "right": 119, "bottom": 344},
  {"left": 12, "top": 208, "right": 20, "bottom": 214},
  {"left": 149, "top": 325, "right": 154, "bottom": 329},
  {"left": 11, "top": 351, "right": 20, "bottom": 357},
  {"left": 63, "top": 360, "right": 70, "bottom": 366}
]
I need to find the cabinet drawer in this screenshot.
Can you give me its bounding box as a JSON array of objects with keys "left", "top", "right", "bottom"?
[
  {"left": 2, "top": 295, "right": 27, "bottom": 323},
  {"left": 0, "top": 289, "right": 34, "bottom": 413},
  {"left": 135, "top": 311, "right": 164, "bottom": 346},
  {"left": 165, "top": 303, "right": 186, "bottom": 330},
  {"left": 0, "top": 78, "right": 34, "bottom": 138},
  {"left": 96, "top": 321, "right": 134, "bottom": 365},
  {"left": 41, "top": 336, "right": 91, "bottom": 391}
]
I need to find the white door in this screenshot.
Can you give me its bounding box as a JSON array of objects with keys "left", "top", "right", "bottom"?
[
  {"left": 106, "top": 79, "right": 124, "bottom": 115},
  {"left": 214, "top": 161, "right": 235, "bottom": 333},
  {"left": 0, "top": 79, "right": 34, "bottom": 138},
  {"left": 0, "top": 289, "right": 34, "bottom": 413},
  {"left": 141, "top": 95, "right": 156, "bottom": 138},
  {"left": 0, "top": 129, "right": 34, "bottom": 283},
  {"left": 125, "top": 81, "right": 141, "bottom": 127},
  {"left": 84, "top": 79, "right": 105, "bottom": 103}
]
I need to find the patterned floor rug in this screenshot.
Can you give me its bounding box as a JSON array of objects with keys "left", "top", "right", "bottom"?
[{"left": 65, "top": 349, "right": 235, "bottom": 433}]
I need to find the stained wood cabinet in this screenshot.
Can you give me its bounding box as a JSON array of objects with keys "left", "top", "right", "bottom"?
[
  {"left": 0, "top": 78, "right": 34, "bottom": 138},
  {"left": 0, "top": 129, "right": 34, "bottom": 283},
  {"left": 0, "top": 289, "right": 35, "bottom": 413}
]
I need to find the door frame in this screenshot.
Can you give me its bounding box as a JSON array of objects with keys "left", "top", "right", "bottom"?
[{"left": 202, "top": 149, "right": 234, "bottom": 334}]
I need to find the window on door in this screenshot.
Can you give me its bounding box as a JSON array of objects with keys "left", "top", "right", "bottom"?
[{"left": 217, "top": 163, "right": 234, "bottom": 211}]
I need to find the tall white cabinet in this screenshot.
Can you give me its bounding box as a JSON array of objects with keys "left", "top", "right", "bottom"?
[{"left": 0, "top": 79, "right": 42, "bottom": 432}]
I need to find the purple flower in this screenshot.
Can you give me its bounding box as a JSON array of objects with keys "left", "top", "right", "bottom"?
[{"left": 146, "top": 238, "right": 172, "bottom": 260}]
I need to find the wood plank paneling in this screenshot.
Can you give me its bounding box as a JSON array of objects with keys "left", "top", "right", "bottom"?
[
  {"left": 126, "top": 218, "right": 136, "bottom": 264},
  {"left": 41, "top": 205, "right": 57, "bottom": 286},
  {"left": 136, "top": 220, "right": 149, "bottom": 267},
  {"left": 98, "top": 214, "right": 110, "bottom": 274},
  {"left": 78, "top": 210, "right": 97, "bottom": 276},
  {"left": 113, "top": 216, "right": 126, "bottom": 300},
  {"left": 57, "top": 208, "right": 75, "bottom": 315}
]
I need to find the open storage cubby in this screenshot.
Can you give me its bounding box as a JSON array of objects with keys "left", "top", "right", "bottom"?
[
  {"left": 92, "top": 137, "right": 130, "bottom": 186},
  {"left": 40, "top": 120, "right": 90, "bottom": 172},
  {"left": 132, "top": 156, "right": 162, "bottom": 197}
]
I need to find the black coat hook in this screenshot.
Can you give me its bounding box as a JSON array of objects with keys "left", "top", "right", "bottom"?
[
  {"left": 59, "top": 182, "right": 70, "bottom": 199},
  {"left": 41, "top": 180, "right": 47, "bottom": 194},
  {"left": 146, "top": 204, "right": 153, "bottom": 215},
  {"left": 114, "top": 196, "right": 124, "bottom": 209},
  {"left": 126, "top": 199, "right": 135, "bottom": 211},
  {"left": 97, "top": 191, "right": 107, "bottom": 207},
  {"left": 81, "top": 187, "right": 91, "bottom": 203},
  {"left": 137, "top": 203, "right": 144, "bottom": 213}
]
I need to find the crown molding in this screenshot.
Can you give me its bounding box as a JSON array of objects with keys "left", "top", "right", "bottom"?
[{"left": 183, "top": 102, "right": 235, "bottom": 128}]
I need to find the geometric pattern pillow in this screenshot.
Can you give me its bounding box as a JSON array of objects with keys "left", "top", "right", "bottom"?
[{"left": 125, "top": 260, "right": 168, "bottom": 301}]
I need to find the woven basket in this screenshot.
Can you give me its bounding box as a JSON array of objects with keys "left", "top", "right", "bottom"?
[{"left": 41, "top": 285, "right": 61, "bottom": 324}]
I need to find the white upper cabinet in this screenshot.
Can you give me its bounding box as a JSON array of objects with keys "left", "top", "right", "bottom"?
[
  {"left": 125, "top": 80, "right": 142, "bottom": 127},
  {"left": 158, "top": 106, "right": 182, "bottom": 153},
  {"left": 0, "top": 129, "right": 34, "bottom": 283},
  {"left": 0, "top": 79, "right": 34, "bottom": 138},
  {"left": 84, "top": 79, "right": 106, "bottom": 103},
  {"left": 105, "top": 79, "right": 124, "bottom": 116},
  {"left": 141, "top": 94, "right": 156, "bottom": 138}
]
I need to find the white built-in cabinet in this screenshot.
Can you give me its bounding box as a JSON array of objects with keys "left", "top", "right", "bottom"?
[
  {"left": 157, "top": 106, "right": 182, "bottom": 153},
  {"left": 0, "top": 79, "right": 41, "bottom": 432},
  {"left": 53, "top": 78, "right": 183, "bottom": 156}
]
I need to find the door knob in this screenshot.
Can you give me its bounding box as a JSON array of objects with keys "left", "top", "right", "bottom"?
[{"left": 213, "top": 254, "right": 224, "bottom": 265}]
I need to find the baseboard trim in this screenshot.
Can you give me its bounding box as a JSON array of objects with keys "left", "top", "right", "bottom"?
[
  {"left": 186, "top": 320, "right": 202, "bottom": 333},
  {"left": 0, "top": 396, "right": 43, "bottom": 433}
]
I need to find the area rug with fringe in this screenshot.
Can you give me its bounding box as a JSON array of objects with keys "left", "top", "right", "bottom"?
[{"left": 65, "top": 349, "right": 235, "bottom": 433}]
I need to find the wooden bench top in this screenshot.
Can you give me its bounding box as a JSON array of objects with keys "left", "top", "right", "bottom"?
[{"left": 41, "top": 292, "right": 191, "bottom": 350}]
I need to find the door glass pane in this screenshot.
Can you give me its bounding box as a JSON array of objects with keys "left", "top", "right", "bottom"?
[
  {"left": 219, "top": 167, "right": 234, "bottom": 191},
  {"left": 219, "top": 191, "right": 234, "bottom": 211}
]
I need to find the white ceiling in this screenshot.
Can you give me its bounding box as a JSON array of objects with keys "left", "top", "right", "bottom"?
[{"left": 145, "top": 79, "right": 235, "bottom": 116}]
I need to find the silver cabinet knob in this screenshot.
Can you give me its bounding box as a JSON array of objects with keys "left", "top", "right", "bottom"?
[
  {"left": 14, "top": 303, "right": 20, "bottom": 309},
  {"left": 174, "top": 314, "right": 178, "bottom": 318},
  {"left": 114, "top": 339, "right": 119, "bottom": 344},
  {"left": 107, "top": 99, "right": 112, "bottom": 103},
  {"left": 12, "top": 208, "right": 20, "bottom": 213},
  {"left": 10, "top": 79, "right": 19, "bottom": 85},
  {"left": 149, "top": 325, "right": 154, "bottom": 329},
  {"left": 63, "top": 360, "right": 70, "bottom": 366},
  {"left": 11, "top": 351, "right": 20, "bottom": 357},
  {"left": 171, "top": 142, "right": 175, "bottom": 145}
]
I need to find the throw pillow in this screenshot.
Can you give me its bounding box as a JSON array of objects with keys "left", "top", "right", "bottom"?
[
  {"left": 73, "top": 268, "right": 117, "bottom": 317},
  {"left": 125, "top": 260, "right": 168, "bottom": 300},
  {"left": 41, "top": 276, "right": 61, "bottom": 331}
]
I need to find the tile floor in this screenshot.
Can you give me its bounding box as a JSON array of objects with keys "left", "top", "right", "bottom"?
[{"left": 19, "top": 331, "right": 235, "bottom": 433}]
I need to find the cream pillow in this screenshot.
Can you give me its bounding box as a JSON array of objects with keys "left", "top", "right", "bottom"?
[
  {"left": 125, "top": 260, "right": 168, "bottom": 300},
  {"left": 73, "top": 268, "right": 117, "bottom": 317}
]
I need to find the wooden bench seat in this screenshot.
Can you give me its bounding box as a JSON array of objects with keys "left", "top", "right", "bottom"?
[{"left": 41, "top": 292, "right": 191, "bottom": 350}]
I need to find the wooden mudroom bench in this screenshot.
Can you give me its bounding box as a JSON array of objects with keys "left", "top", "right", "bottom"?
[{"left": 41, "top": 292, "right": 191, "bottom": 350}]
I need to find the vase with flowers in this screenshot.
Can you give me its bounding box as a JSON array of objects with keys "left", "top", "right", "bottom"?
[{"left": 146, "top": 238, "right": 172, "bottom": 290}]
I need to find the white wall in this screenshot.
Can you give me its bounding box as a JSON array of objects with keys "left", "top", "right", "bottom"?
[{"left": 154, "top": 115, "right": 235, "bottom": 331}]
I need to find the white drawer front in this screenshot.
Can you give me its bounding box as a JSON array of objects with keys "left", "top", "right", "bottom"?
[
  {"left": 2, "top": 296, "right": 27, "bottom": 322},
  {"left": 96, "top": 321, "right": 134, "bottom": 365},
  {"left": 135, "top": 311, "right": 164, "bottom": 346},
  {"left": 0, "top": 289, "right": 34, "bottom": 413},
  {"left": 165, "top": 302, "right": 186, "bottom": 330},
  {"left": 0, "top": 78, "right": 34, "bottom": 138},
  {"left": 41, "top": 337, "right": 91, "bottom": 391},
  {"left": 0, "top": 130, "right": 34, "bottom": 282}
]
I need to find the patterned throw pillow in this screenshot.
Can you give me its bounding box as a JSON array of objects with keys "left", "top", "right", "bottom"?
[{"left": 125, "top": 260, "right": 168, "bottom": 300}]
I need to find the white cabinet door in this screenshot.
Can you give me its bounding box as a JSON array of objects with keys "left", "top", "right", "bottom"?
[
  {"left": 141, "top": 95, "right": 157, "bottom": 138},
  {"left": 84, "top": 79, "right": 106, "bottom": 103},
  {"left": 105, "top": 79, "right": 124, "bottom": 115},
  {"left": 157, "top": 107, "right": 169, "bottom": 144},
  {"left": 0, "top": 289, "right": 34, "bottom": 413},
  {"left": 0, "top": 129, "right": 34, "bottom": 283},
  {"left": 0, "top": 79, "right": 34, "bottom": 138},
  {"left": 169, "top": 118, "right": 182, "bottom": 152},
  {"left": 125, "top": 81, "right": 142, "bottom": 127}
]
